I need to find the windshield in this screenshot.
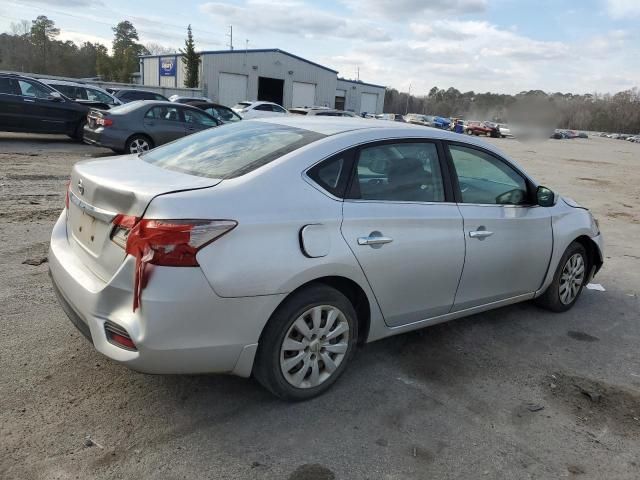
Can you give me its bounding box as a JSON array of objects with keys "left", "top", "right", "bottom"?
[
  {"left": 142, "top": 121, "right": 325, "bottom": 179},
  {"left": 233, "top": 102, "right": 251, "bottom": 109}
]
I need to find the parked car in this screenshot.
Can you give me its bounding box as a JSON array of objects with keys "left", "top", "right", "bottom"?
[
  {"left": 184, "top": 101, "right": 242, "bottom": 123},
  {"left": 0, "top": 72, "right": 88, "bottom": 140},
  {"left": 376, "top": 113, "right": 405, "bottom": 122},
  {"left": 169, "top": 94, "right": 212, "bottom": 103},
  {"left": 404, "top": 114, "right": 433, "bottom": 126},
  {"left": 466, "top": 121, "right": 501, "bottom": 137},
  {"left": 42, "top": 79, "right": 121, "bottom": 110},
  {"left": 109, "top": 88, "right": 169, "bottom": 103},
  {"left": 51, "top": 117, "right": 603, "bottom": 400},
  {"left": 289, "top": 107, "right": 357, "bottom": 117},
  {"left": 232, "top": 101, "right": 288, "bottom": 119},
  {"left": 497, "top": 124, "right": 513, "bottom": 137},
  {"left": 83, "top": 100, "right": 220, "bottom": 153}
]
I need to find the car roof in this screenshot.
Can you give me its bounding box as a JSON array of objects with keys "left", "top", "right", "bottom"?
[
  {"left": 186, "top": 101, "right": 232, "bottom": 109},
  {"left": 42, "top": 79, "right": 111, "bottom": 92},
  {"left": 114, "top": 100, "right": 201, "bottom": 109}
]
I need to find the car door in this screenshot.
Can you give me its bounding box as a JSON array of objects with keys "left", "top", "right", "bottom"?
[
  {"left": 143, "top": 105, "right": 186, "bottom": 145},
  {"left": 18, "top": 79, "right": 82, "bottom": 134},
  {"left": 446, "top": 142, "right": 553, "bottom": 311},
  {"left": 340, "top": 140, "right": 465, "bottom": 327},
  {"left": 182, "top": 108, "right": 219, "bottom": 135},
  {"left": 0, "top": 77, "right": 23, "bottom": 130}
]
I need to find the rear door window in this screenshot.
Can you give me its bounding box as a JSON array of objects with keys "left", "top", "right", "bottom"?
[
  {"left": 348, "top": 142, "right": 446, "bottom": 202},
  {"left": 145, "top": 105, "right": 182, "bottom": 122},
  {"left": 142, "top": 122, "right": 325, "bottom": 179},
  {"left": 0, "top": 77, "right": 17, "bottom": 95}
]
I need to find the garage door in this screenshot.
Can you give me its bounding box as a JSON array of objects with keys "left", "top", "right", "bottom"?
[
  {"left": 218, "top": 73, "right": 248, "bottom": 107},
  {"left": 292, "top": 82, "right": 316, "bottom": 108},
  {"left": 360, "top": 92, "right": 378, "bottom": 114}
]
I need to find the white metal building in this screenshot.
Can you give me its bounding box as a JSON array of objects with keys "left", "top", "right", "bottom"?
[
  {"left": 336, "top": 78, "right": 386, "bottom": 115},
  {"left": 139, "top": 49, "right": 385, "bottom": 113}
]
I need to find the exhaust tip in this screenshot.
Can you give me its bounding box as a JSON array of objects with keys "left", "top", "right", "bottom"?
[{"left": 104, "top": 321, "right": 137, "bottom": 351}]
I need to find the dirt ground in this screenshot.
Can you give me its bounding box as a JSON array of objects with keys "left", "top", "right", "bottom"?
[{"left": 0, "top": 132, "right": 639, "bottom": 480}]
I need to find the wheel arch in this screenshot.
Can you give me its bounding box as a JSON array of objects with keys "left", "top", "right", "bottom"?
[
  {"left": 573, "top": 234, "right": 603, "bottom": 278},
  {"left": 262, "top": 275, "right": 372, "bottom": 346}
]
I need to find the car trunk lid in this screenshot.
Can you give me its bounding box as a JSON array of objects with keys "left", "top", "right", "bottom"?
[{"left": 67, "top": 154, "right": 220, "bottom": 281}]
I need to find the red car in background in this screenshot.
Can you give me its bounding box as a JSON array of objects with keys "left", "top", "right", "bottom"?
[{"left": 465, "top": 121, "right": 502, "bottom": 138}]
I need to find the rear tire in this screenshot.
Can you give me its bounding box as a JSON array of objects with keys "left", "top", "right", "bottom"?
[
  {"left": 69, "top": 118, "right": 87, "bottom": 142},
  {"left": 125, "top": 134, "right": 153, "bottom": 154},
  {"left": 254, "top": 284, "right": 358, "bottom": 401},
  {"left": 535, "top": 242, "right": 588, "bottom": 312}
]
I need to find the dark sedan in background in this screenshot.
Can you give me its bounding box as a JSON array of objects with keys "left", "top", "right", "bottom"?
[
  {"left": 83, "top": 100, "right": 220, "bottom": 153},
  {"left": 107, "top": 88, "right": 169, "bottom": 103},
  {"left": 0, "top": 72, "right": 89, "bottom": 140},
  {"left": 182, "top": 101, "right": 242, "bottom": 123}
]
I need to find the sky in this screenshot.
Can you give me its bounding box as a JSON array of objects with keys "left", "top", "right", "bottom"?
[{"left": 1, "top": 0, "right": 639, "bottom": 95}]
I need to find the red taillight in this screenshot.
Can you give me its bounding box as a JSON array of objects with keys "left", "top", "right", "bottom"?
[
  {"left": 65, "top": 180, "right": 70, "bottom": 209},
  {"left": 96, "top": 117, "right": 113, "bottom": 127},
  {"left": 110, "top": 217, "right": 237, "bottom": 311}
]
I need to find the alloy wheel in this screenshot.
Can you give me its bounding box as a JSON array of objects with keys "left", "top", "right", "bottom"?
[
  {"left": 280, "top": 305, "right": 350, "bottom": 389},
  {"left": 559, "top": 253, "right": 585, "bottom": 304},
  {"left": 129, "top": 138, "right": 150, "bottom": 154}
]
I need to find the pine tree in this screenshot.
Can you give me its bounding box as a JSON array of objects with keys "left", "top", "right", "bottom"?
[{"left": 181, "top": 25, "right": 200, "bottom": 88}]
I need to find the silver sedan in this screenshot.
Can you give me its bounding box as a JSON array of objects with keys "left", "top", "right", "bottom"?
[{"left": 49, "top": 117, "right": 603, "bottom": 400}]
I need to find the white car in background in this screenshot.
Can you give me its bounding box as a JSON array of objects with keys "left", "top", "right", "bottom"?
[
  {"left": 498, "top": 124, "right": 513, "bottom": 137},
  {"left": 232, "top": 101, "right": 288, "bottom": 119}
]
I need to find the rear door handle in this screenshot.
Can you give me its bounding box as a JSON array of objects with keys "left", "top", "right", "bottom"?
[
  {"left": 358, "top": 235, "right": 393, "bottom": 246},
  {"left": 469, "top": 230, "right": 494, "bottom": 239}
]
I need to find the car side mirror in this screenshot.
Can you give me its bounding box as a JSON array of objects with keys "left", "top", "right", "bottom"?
[
  {"left": 47, "top": 91, "right": 63, "bottom": 102},
  {"left": 536, "top": 185, "right": 556, "bottom": 207}
]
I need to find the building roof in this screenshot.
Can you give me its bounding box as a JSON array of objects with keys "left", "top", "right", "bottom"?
[
  {"left": 140, "top": 48, "right": 338, "bottom": 74},
  {"left": 337, "top": 78, "right": 386, "bottom": 89}
]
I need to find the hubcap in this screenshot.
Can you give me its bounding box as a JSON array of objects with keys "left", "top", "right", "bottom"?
[
  {"left": 129, "top": 138, "right": 149, "bottom": 154},
  {"left": 559, "top": 253, "right": 585, "bottom": 305},
  {"left": 280, "top": 305, "right": 350, "bottom": 389}
]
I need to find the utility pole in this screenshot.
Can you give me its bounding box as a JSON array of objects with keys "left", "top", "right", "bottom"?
[
  {"left": 227, "top": 25, "right": 233, "bottom": 50},
  {"left": 406, "top": 83, "right": 411, "bottom": 114}
]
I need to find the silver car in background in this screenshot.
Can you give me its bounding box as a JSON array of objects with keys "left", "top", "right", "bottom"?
[
  {"left": 50, "top": 117, "right": 603, "bottom": 400},
  {"left": 83, "top": 100, "right": 220, "bottom": 154}
]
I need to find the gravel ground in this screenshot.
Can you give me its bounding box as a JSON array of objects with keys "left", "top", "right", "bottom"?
[{"left": 1, "top": 132, "right": 639, "bottom": 480}]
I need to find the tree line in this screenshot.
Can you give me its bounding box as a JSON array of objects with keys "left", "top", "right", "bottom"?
[
  {"left": 0, "top": 16, "right": 200, "bottom": 87},
  {"left": 384, "top": 86, "right": 640, "bottom": 134}
]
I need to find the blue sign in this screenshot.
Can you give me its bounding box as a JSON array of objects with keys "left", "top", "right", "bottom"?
[{"left": 159, "top": 57, "right": 177, "bottom": 76}]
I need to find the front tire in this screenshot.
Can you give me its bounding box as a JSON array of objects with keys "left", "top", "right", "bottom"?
[
  {"left": 535, "top": 242, "right": 588, "bottom": 312},
  {"left": 254, "top": 284, "right": 358, "bottom": 401}
]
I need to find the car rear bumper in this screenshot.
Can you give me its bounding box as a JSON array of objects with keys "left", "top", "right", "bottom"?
[
  {"left": 49, "top": 211, "right": 285, "bottom": 377},
  {"left": 83, "top": 126, "right": 124, "bottom": 151}
]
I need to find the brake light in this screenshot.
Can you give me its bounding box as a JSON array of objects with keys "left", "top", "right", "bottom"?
[
  {"left": 96, "top": 117, "right": 113, "bottom": 127},
  {"left": 65, "top": 180, "right": 70, "bottom": 209},
  {"left": 112, "top": 217, "right": 237, "bottom": 311}
]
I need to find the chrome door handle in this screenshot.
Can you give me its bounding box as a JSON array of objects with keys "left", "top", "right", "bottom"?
[
  {"left": 358, "top": 235, "right": 393, "bottom": 246},
  {"left": 469, "top": 230, "right": 494, "bottom": 239}
]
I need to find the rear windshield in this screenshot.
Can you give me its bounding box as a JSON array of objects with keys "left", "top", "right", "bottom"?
[{"left": 141, "top": 121, "right": 325, "bottom": 179}]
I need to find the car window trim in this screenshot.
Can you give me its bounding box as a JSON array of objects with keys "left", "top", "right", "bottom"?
[
  {"left": 343, "top": 138, "right": 455, "bottom": 204},
  {"left": 443, "top": 140, "right": 537, "bottom": 206}
]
